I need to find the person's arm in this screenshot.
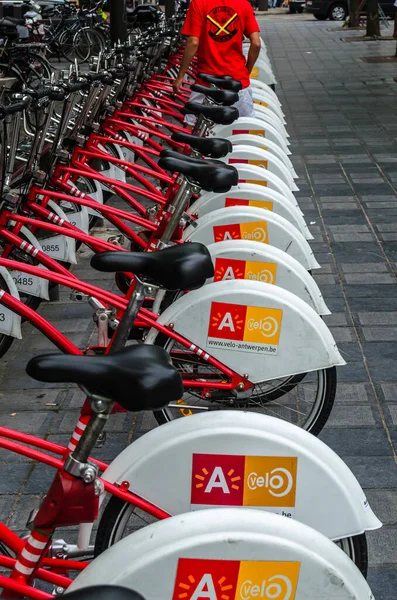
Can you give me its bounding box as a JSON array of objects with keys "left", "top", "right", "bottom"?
[
  {"left": 245, "top": 31, "right": 261, "bottom": 74},
  {"left": 173, "top": 36, "right": 200, "bottom": 93}
]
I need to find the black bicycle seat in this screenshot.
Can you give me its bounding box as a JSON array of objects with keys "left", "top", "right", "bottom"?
[
  {"left": 158, "top": 154, "right": 238, "bottom": 193},
  {"left": 171, "top": 132, "right": 232, "bottom": 158},
  {"left": 91, "top": 243, "right": 214, "bottom": 291},
  {"left": 191, "top": 84, "right": 238, "bottom": 107},
  {"left": 183, "top": 102, "right": 238, "bottom": 125},
  {"left": 62, "top": 588, "right": 145, "bottom": 600},
  {"left": 26, "top": 345, "right": 183, "bottom": 411},
  {"left": 1, "top": 16, "right": 24, "bottom": 25},
  {"left": 198, "top": 74, "right": 243, "bottom": 93},
  {"left": 160, "top": 149, "right": 235, "bottom": 170}
]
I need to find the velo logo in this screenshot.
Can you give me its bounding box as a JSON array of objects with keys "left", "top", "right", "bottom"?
[
  {"left": 214, "top": 258, "right": 277, "bottom": 285},
  {"left": 231, "top": 129, "right": 265, "bottom": 137},
  {"left": 213, "top": 221, "right": 268, "bottom": 244},
  {"left": 172, "top": 558, "right": 300, "bottom": 600},
  {"left": 224, "top": 198, "right": 273, "bottom": 211},
  {"left": 207, "top": 302, "right": 283, "bottom": 354},
  {"left": 191, "top": 454, "right": 297, "bottom": 514}
]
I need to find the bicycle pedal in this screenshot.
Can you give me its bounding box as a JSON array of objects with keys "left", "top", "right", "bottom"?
[{"left": 107, "top": 234, "right": 126, "bottom": 247}]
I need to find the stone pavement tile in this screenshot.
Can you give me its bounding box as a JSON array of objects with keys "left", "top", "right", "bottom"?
[
  {"left": 367, "top": 528, "right": 397, "bottom": 567},
  {"left": 0, "top": 465, "right": 31, "bottom": 494},
  {"left": 344, "top": 457, "right": 397, "bottom": 489},
  {"left": 319, "top": 428, "right": 392, "bottom": 456},
  {"left": 368, "top": 569, "right": 397, "bottom": 600},
  {"left": 363, "top": 328, "right": 397, "bottom": 342},
  {"left": 365, "top": 490, "right": 397, "bottom": 526},
  {"left": 334, "top": 382, "right": 369, "bottom": 403},
  {"left": 0, "top": 412, "right": 53, "bottom": 435},
  {"left": 0, "top": 496, "right": 17, "bottom": 524},
  {"left": 325, "top": 405, "right": 376, "bottom": 428}
]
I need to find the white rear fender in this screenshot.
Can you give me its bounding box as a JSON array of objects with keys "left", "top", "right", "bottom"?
[
  {"left": 206, "top": 241, "right": 329, "bottom": 314},
  {"left": 99, "top": 412, "right": 380, "bottom": 541},
  {"left": 69, "top": 508, "right": 375, "bottom": 600},
  {"left": 9, "top": 227, "right": 50, "bottom": 301},
  {"left": 227, "top": 164, "right": 297, "bottom": 207},
  {"left": 248, "top": 57, "right": 277, "bottom": 86},
  {"left": 145, "top": 279, "right": 344, "bottom": 381},
  {"left": 0, "top": 267, "right": 22, "bottom": 339},
  {"left": 222, "top": 145, "right": 298, "bottom": 191},
  {"left": 250, "top": 79, "right": 282, "bottom": 108},
  {"left": 252, "top": 89, "right": 286, "bottom": 122},
  {"left": 227, "top": 134, "right": 296, "bottom": 175},
  {"left": 38, "top": 202, "right": 77, "bottom": 265},
  {"left": 189, "top": 185, "right": 311, "bottom": 240},
  {"left": 253, "top": 104, "right": 289, "bottom": 139},
  {"left": 97, "top": 142, "right": 126, "bottom": 191},
  {"left": 183, "top": 207, "right": 319, "bottom": 270},
  {"left": 213, "top": 117, "right": 290, "bottom": 154}
]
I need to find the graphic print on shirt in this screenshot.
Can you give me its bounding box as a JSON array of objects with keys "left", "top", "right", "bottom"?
[{"left": 206, "top": 6, "right": 239, "bottom": 42}]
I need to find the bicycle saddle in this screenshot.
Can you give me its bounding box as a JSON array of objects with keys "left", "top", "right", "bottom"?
[
  {"left": 91, "top": 243, "right": 214, "bottom": 290},
  {"left": 26, "top": 345, "right": 183, "bottom": 411},
  {"left": 64, "top": 587, "right": 145, "bottom": 600},
  {"left": 198, "top": 73, "right": 243, "bottom": 93},
  {"left": 1, "top": 17, "right": 24, "bottom": 25},
  {"left": 160, "top": 149, "right": 236, "bottom": 170},
  {"left": 191, "top": 84, "right": 239, "bottom": 106},
  {"left": 171, "top": 131, "right": 232, "bottom": 158},
  {"left": 158, "top": 153, "right": 238, "bottom": 193},
  {"left": 183, "top": 102, "right": 239, "bottom": 125}
]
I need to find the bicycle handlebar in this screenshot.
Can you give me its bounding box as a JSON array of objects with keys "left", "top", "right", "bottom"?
[{"left": 0, "top": 97, "right": 30, "bottom": 119}]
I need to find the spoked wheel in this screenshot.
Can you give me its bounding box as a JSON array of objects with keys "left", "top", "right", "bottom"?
[
  {"left": 74, "top": 28, "right": 105, "bottom": 62},
  {"left": 154, "top": 337, "right": 337, "bottom": 436},
  {"left": 0, "top": 272, "right": 16, "bottom": 358},
  {"left": 94, "top": 489, "right": 368, "bottom": 578}
]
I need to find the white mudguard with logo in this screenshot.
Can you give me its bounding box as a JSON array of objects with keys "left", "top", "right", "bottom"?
[
  {"left": 223, "top": 164, "right": 297, "bottom": 207},
  {"left": 221, "top": 146, "right": 298, "bottom": 191},
  {"left": 70, "top": 509, "right": 376, "bottom": 600},
  {"left": 213, "top": 117, "right": 290, "bottom": 154},
  {"left": 0, "top": 267, "right": 22, "bottom": 338},
  {"left": 252, "top": 105, "right": 289, "bottom": 140},
  {"left": 183, "top": 207, "right": 319, "bottom": 270},
  {"left": 189, "top": 185, "right": 310, "bottom": 239},
  {"left": 249, "top": 57, "right": 277, "bottom": 86},
  {"left": 252, "top": 89, "right": 286, "bottom": 123},
  {"left": 99, "top": 412, "right": 380, "bottom": 541},
  {"left": 250, "top": 79, "right": 282, "bottom": 108},
  {"left": 38, "top": 203, "right": 76, "bottom": 264},
  {"left": 9, "top": 227, "right": 49, "bottom": 300},
  {"left": 145, "top": 280, "right": 343, "bottom": 380},
  {"left": 206, "top": 241, "right": 329, "bottom": 315},
  {"left": 228, "top": 134, "right": 296, "bottom": 176}
]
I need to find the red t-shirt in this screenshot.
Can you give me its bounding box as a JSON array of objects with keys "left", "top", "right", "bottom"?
[{"left": 181, "top": 0, "right": 260, "bottom": 88}]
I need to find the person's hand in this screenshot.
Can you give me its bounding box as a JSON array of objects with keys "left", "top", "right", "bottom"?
[{"left": 173, "top": 76, "right": 184, "bottom": 94}]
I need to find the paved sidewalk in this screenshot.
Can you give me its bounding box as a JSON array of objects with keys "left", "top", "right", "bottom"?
[
  {"left": 0, "top": 17, "right": 397, "bottom": 599},
  {"left": 258, "top": 17, "right": 397, "bottom": 598}
]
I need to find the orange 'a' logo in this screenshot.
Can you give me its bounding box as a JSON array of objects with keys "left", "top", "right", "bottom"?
[
  {"left": 213, "top": 223, "right": 241, "bottom": 242},
  {"left": 208, "top": 302, "right": 247, "bottom": 342},
  {"left": 224, "top": 199, "right": 273, "bottom": 211},
  {"left": 191, "top": 454, "right": 245, "bottom": 506},
  {"left": 214, "top": 258, "right": 277, "bottom": 285}
]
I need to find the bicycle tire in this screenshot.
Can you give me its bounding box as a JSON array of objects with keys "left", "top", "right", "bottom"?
[
  {"left": 0, "top": 273, "right": 16, "bottom": 359},
  {"left": 152, "top": 328, "right": 337, "bottom": 436},
  {"left": 94, "top": 495, "right": 368, "bottom": 577},
  {"left": 59, "top": 28, "right": 79, "bottom": 62},
  {"left": 74, "top": 28, "right": 104, "bottom": 62}
]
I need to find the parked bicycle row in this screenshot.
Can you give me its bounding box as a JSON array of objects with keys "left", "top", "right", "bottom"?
[{"left": 0, "top": 20, "right": 379, "bottom": 600}]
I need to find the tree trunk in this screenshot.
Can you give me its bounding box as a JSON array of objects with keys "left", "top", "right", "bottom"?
[
  {"left": 349, "top": 0, "right": 360, "bottom": 27},
  {"left": 366, "top": 0, "right": 380, "bottom": 37}
]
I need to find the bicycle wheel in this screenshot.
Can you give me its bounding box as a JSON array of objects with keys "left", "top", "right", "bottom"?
[
  {"left": 94, "top": 495, "right": 368, "bottom": 576},
  {"left": 153, "top": 335, "right": 336, "bottom": 436},
  {"left": 0, "top": 272, "right": 16, "bottom": 359},
  {"left": 59, "top": 28, "right": 79, "bottom": 62},
  {"left": 74, "top": 28, "right": 104, "bottom": 62}
]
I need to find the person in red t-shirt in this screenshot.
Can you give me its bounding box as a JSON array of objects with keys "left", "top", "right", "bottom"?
[{"left": 173, "top": 0, "right": 261, "bottom": 123}]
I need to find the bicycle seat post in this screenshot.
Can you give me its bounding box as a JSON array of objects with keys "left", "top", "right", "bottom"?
[{"left": 156, "top": 175, "right": 199, "bottom": 248}]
